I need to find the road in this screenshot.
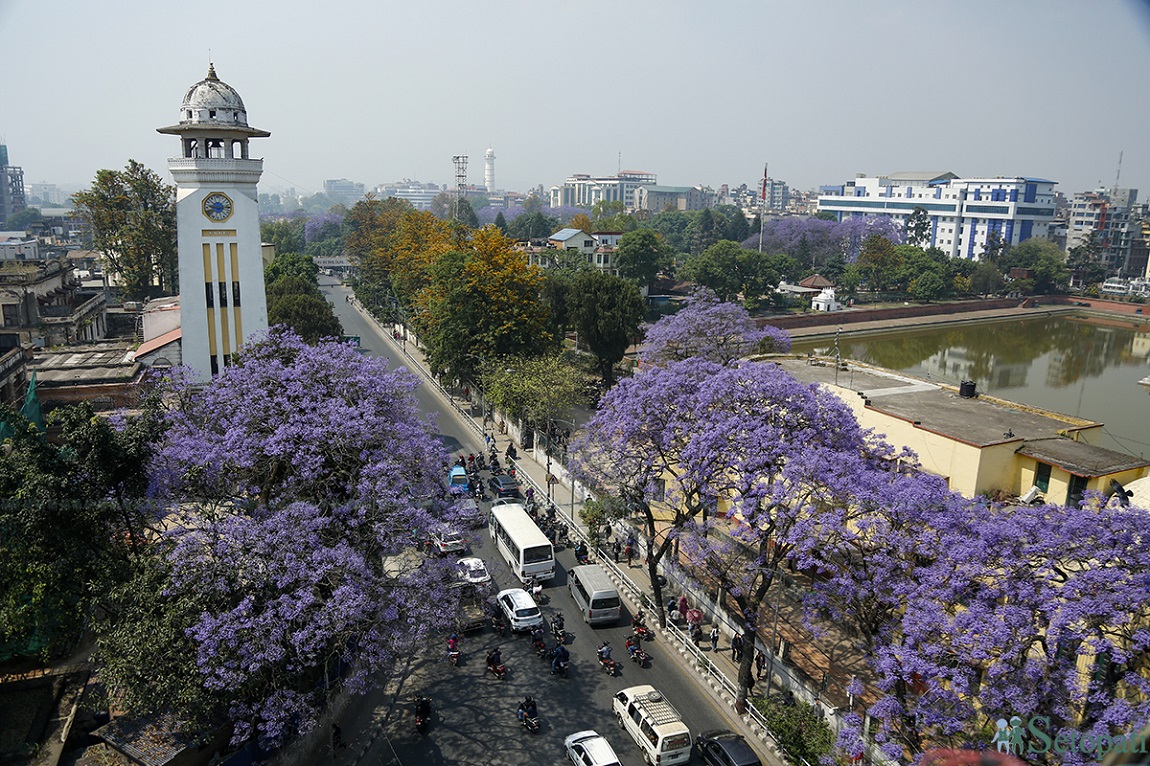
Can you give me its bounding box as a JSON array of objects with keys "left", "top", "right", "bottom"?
[{"left": 323, "top": 279, "right": 745, "bottom": 766}]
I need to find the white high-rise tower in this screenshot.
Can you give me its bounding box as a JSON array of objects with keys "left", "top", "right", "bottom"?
[
  {"left": 157, "top": 65, "right": 271, "bottom": 379},
  {"left": 484, "top": 147, "right": 496, "bottom": 193}
]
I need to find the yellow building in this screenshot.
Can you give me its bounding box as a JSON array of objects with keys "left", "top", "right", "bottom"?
[{"left": 771, "top": 356, "right": 1150, "bottom": 504}]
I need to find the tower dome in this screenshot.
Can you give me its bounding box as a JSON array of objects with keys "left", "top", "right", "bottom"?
[{"left": 178, "top": 64, "right": 249, "bottom": 127}]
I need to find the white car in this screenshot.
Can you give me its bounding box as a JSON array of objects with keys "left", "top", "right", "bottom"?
[
  {"left": 496, "top": 588, "right": 543, "bottom": 632},
  {"left": 565, "top": 730, "right": 622, "bottom": 766},
  {"left": 456, "top": 557, "right": 491, "bottom": 585},
  {"left": 430, "top": 528, "right": 466, "bottom": 555}
]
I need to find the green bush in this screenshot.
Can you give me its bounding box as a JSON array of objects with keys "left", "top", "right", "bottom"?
[{"left": 753, "top": 695, "right": 834, "bottom": 766}]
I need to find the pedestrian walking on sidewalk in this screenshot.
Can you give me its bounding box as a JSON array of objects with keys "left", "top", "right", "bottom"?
[
  {"left": 612, "top": 540, "right": 622, "bottom": 563},
  {"left": 731, "top": 632, "right": 744, "bottom": 662},
  {"left": 690, "top": 622, "right": 702, "bottom": 646},
  {"left": 677, "top": 595, "right": 688, "bottom": 624},
  {"left": 624, "top": 542, "right": 634, "bottom": 567},
  {"left": 755, "top": 648, "right": 767, "bottom": 679},
  {"left": 709, "top": 625, "right": 719, "bottom": 653}
]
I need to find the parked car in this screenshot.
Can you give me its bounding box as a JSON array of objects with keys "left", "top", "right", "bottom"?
[
  {"left": 695, "top": 729, "right": 763, "bottom": 766},
  {"left": 455, "top": 497, "right": 486, "bottom": 528},
  {"left": 564, "top": 730, "right": 622, "bottom": 766},
  {"left": 496, "top": 588, "right": 543, "bottom": 632},
  {"left": 456, "top": 556, "right": 492, "bottom": 585},
  {"left": 488, "top": 475, "right": 521, "bottom": 499},
  {"left": 430, "top": 527, "right": 466, "bottom": 555}
]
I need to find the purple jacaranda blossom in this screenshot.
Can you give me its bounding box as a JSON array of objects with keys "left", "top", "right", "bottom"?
[
  {"left": 642, "top": 286, "right": 790, "bottom": 367},
  {"left": 144, "top": 330, "right": 467, "bottom": 747}
]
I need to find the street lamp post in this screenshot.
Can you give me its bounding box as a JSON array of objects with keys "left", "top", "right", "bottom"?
[{"left": 548, "top": 416, "right": 578, "bottom": 520}]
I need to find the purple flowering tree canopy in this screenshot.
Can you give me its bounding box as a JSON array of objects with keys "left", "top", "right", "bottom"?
[
  {"left": 103, "top": 330, "right": 464, "bottom": 748},
  {"left": 642, "top": 287, "right": 791, "bottom": 367}
]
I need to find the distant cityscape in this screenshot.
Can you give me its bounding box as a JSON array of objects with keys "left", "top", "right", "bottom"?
[{"left": 2, "top": 141, "right": 1148, "bottom": 283}]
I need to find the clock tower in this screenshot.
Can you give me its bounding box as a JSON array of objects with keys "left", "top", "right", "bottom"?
[{"left": 158, "top": 65, "right": 271, "bottom": 379}]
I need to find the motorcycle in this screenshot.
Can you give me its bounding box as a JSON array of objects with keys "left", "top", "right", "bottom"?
[
  {"left": 626, "top": 639, "right": 650, "bottom": 668},
  {"left": 551, "top": 614, "right": 566, "bottom": 644},
  {"left": 414, "top": 696, "right": 432, "bottom": 735},
  {"left": 525, "top": 578, "right": 548, "bottom": 604},
  {"left": 575, "top": 543, "right": 591, "bottom": 565},
  {"left": 476, "top": 454, "right": 487, "bottom": 471},
  {"left": 533, "top": 638, "right": 549, "bottom": 659},
  {"left": 449, "top": 649, "right": 461, "bottom": 666},
  {"left": 521, "top": 712, "right": 540, "bottom": 732},
  {"left": 491, "top": 614, "right": 506, "bottom": 637},
  {"left": 632, "top": 624, "right": 655, "bottom": 643},
  {"left": 488, "top": 662, "right": 508, "bottom": 680},
  {"left": 596, "top": 644, "right": 619, "bottom": 676},
  {"left": 552, "top": 658, "right": 570, "bottom": 677}
]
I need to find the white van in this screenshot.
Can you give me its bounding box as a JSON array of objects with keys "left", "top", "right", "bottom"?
[
  {"left": 612, "top": 685, "right": 692, "bottom": 765},
  {"left": 568, "top": 564, "right": 621, "bottom": 625}
]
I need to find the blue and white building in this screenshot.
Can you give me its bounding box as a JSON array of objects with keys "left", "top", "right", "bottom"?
[{"left": 817, "top": 172, "right": 1057, "bottom": 259}]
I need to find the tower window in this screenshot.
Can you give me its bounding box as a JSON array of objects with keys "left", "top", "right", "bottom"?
[
  {"left": 218, "top": 282, "right": 228, "bottom": 307},
  {"left": 186, "top": 110, "right": 192, "bottom": 119},
  {"left": 232, "top": 282, "right": 242, "bottom": 306},
  {"left": 204, "top": 282, "right": 214, "bottom": 308},
  {"left": 209, "top": 109, "right": 216, "bottom": 119}
]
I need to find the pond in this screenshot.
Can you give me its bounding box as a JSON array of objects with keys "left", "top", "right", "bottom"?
[{"left": 791, "top": 315, "right": 1150, "bottom": 458}]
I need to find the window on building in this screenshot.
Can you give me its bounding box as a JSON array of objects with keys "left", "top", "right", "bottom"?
[
  {"left": 1035, "top": 462, "right": 1051, "bottom": 492},
  {"left": 1067, "top": 474, "right": 1088, "bottom": 507}
]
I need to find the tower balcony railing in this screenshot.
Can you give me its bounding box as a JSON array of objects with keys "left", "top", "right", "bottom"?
[{"left": 167, "top": 157, "right": 264, "bottom": 172}]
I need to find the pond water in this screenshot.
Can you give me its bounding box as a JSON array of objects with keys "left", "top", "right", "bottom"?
[{"left": 791, "top": 315, "right": 1150, "bottom": 458}]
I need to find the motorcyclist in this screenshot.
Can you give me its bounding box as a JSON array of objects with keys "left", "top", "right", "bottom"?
[
  {"left": 597, "top": 641, "right": 612, "bottom": 662},
  {"left": 486, "top": 647, "right": 503, "bottom": 669},
  {"left": 631, "top": 609, "right": 646, "bottom": 629},
  {"left": 446, "top": 633, "right": 459, "bottom": 653},
  {"left": 551, "top": 613, "right": 565, "bottom": 636},
  {"left": 415, "top": 696, "right": 432, "bottom": 718},
  {"left": 550, "top": 643, "right": 570, "bottom": 674},
  {"left": 625, "top": 635, "right": 640, "bottom": 656},
  {"left": 530, "top": 625, "right": 545, "bottom": 647},
  {"left": 516, "top": 695, "right": 538, "bottom": 722}
]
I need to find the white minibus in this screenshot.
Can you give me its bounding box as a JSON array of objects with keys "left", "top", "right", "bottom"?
[
  {"left": 568, "top": 564, "right": 621, "bottom": 625},
  {"left": 489, "top": 503, "right": 555, "bottom": 582}
]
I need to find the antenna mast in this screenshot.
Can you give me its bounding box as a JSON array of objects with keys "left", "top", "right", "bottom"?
[
  {"left": 759, "top": 162, "right": 768, "bottom": 253},
  {"left": 1114, "top": 150, "right": 1123, "bottom": 194},
  {"left": 452, "top": 155, "right": 468, "bottom": 222}
]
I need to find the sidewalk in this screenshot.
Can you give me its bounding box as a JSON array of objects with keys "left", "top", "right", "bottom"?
[{"left": 350, "top": 297, "right": 880, "bottom": 765}]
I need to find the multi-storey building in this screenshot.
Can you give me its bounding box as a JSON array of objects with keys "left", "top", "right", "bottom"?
[
  {"left": 550, "top": 171, "right": 656, "bottom": 210},
  {"left": 817, "top": 172, "right": 1057, "bottom": 259},
  {"left": 375, "top": 180, "right": 443, "bottom": 211},
  {"left": 323, "top": 178, "right": 365, "bottom": 206},
  {"left": 1066, "top": 188, "right": 1141, "bottom": 276},
  {"left": 633, "top": 185, "right": 710, "bottom": 213},
  {"left": 0, "top": 145, "right": 27, "bottom": 228}
]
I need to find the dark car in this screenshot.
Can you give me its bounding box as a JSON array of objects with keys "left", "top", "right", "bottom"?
[
  {"left": 488, "top": 475, "right": 521, "bottom": 499},
  {"left": 695, "top": 730, "right": 763, "bottom": 766}
]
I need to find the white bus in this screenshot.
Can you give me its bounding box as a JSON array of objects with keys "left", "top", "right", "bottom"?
[{"left": 489, "top": 503, "right": 555, "bottom": 582}]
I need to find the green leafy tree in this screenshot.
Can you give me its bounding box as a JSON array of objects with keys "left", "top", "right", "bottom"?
[
  {"left": 688, "top": 208, "right": 722, "bottom": 255},
  {"left": 569, "top": 271, "right": 644, "bottom": 386},
  {"left": 752, "top": 697, "right": 834, "bottom": 766},
  {"left": 681, "top": 240, "right": 780, "bottom": 307},
  {"left": 980, "top": 230, "right": 1006, "bottom": 267},
  {"left": 507, "top": 210, "right": 560, "bottom": 240},
  {"left": 71, "top": 159, "right": 177, "bottom": 298},
  {"left": 616, "top": 229, "right": 673, "bottom": 290},
  {"left": 5, "top": 206, "right": 42, "bottom": 230},
  {"left": 905, "top": 205, "right": 931, "bottom": 247},
  {"left": 430, "top": 191, "right": 453, "bottom": 220},
  {"left": 648, "top": 209, "right": 692, "bottom": 253},
  {"left": 1001, "top": 238, "right": 1070, "bottom": 294},
  {"left": 969, "top": 261, "right": 1005, "bottom": 296},
  {"left": 0, "top": 398, "right": 163, "bottom": 659},
  {"left": 494, "top": 211, "right": 508, "bottom": 233},
  {"left": 264, "top": 251, "right": 319, "bottom": 284},
  {"left": 856, "top": 235, "right": 902, "bottom": 292},
  {"left": 267, "top": 293, "right": 344, "bottom": 343},
  {"left": 715, "top": 204, "right": 750, "bottom": 243},
  {"left": 455, "top": 197, "right": 479, "bottom": 228},
  {"left": 260, "top": 216, "right": 306, "bottom": 257},
  {"left": 480, "top": 353, "right": 584, "bottom": 430}
]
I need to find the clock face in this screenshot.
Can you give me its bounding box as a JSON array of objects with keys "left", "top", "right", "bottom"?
[{"left": 202, "top": 192, "right": 234, "bottom": 222}]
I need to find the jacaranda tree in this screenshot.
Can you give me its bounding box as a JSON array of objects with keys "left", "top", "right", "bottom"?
[
  {"left": 97, "top": 330, "right": 463, "bottom": 748},
  {"left": 642, "top": 287, "right": 790, "bottom": 368}
]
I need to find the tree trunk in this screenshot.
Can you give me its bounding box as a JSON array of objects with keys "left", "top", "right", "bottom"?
[{"left": 735, "top": 628, "right": 757, "bottom": 713}]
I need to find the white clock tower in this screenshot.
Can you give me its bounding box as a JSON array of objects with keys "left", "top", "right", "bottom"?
[{"left": 158, "top": 65, "right": 270, "bottom": 379}]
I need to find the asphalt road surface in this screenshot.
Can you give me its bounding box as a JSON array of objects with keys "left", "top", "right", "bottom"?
[{"left": 323, "top": 279, "right": 742, "bottom": 766}]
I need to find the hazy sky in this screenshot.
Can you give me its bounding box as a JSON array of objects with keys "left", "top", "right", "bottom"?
[{"left": 3, "top": 0, "right": 1150, "bottom": 201}]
